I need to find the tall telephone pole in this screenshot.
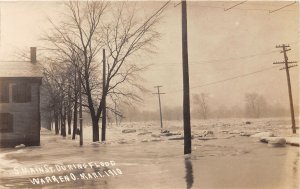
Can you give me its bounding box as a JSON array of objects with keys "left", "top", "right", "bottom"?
[
  {"left": 101, "top": 49, "right": 107, "bottom": 141},
  {"left": 153, "top": 86, "right": 165, "bottom": 129},
  {"left": 181, "top": 0, "right": 192, "bottom": 154},
  {"left": 273, "top": 44, "right": 298, "bottom": 134}
]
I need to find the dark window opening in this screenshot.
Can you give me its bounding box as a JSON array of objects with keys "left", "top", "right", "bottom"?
[
  {"left": 12, "top": 83, "right": 31, "bottom": 103},
  {"left": 0, "top": 113, "right": 13, "bottom": 133},
  {"left": 0, "top": 82, "right": 9, "bottom": 103}
]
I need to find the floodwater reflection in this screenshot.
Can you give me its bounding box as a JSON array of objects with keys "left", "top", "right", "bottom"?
[
  {"left": 292, "top": 151, "right": 299, "bottom": 189},
  {"left": 184, "top": 157, "right": 194, "bottom": 189}
]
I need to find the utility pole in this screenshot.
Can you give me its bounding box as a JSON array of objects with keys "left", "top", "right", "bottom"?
[
  {"left": 153, "top": 86, "right": 165, "bottom": 130},
  {"left": 101, "top": 49, "right": 107, "bottom": 141},
  {"left": 273, "top": 44, "right": 298, "bottom": 134},
  {"left": 79, "top": 69, "right": 83, "bottom": 146},
  {"left": 181, "top": 0, "right": 192, "bottom": 155}
]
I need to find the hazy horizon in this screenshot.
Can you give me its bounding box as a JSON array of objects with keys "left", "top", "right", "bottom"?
[{"left": 0, "top": 1, "right": 298, "bottom": 112}]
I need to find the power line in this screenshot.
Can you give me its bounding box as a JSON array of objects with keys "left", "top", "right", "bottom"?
[
  {"left": 0, "top": 60, "right": 30, "bottom": 62},
  {"left": 241, "top": 2, "right": 295, "bottom": 7},
  {"left": 174, "top": 4, "right": 297, "bottom": 12},
  {"left": 168, "top": 65, "right": 280, "bottom": 93},
  {"left": 147, "top": 49, "right": 281, "bottom": 68},
  {"left": 224, "top": 1, "right": 247, "bottom": 11},
  {"left": 269, "top": 1, "right": 297, "bottom": 13},
  {"left": 147, "top": 42, "right": 298, "bottom": 69},
  {"left": 190, "top": 50, "right": 279, "bottom": 63},
  {"left": 174, "top": 2, "right": 181, "bottom": 7}
]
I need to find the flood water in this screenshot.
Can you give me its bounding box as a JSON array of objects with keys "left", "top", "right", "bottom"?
[{"left": 0, "top": 119, "right": 299, "bottom": 189}]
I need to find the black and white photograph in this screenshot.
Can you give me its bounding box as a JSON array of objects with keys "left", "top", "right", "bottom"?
[{"left": 0, "top": 1, "right": 299, "bottom": 188}]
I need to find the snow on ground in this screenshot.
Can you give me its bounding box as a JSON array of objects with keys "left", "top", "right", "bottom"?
[{"left": 0, "top": 118, "right": 299, "bottom": 189}]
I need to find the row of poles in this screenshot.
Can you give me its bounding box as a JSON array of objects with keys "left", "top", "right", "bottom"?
[
  {"left": 153, "top": 0, "right": 298, "bottom": 155},
  {"left": 76, "top": 0, "right": 192, "bottom": 154},
  {"left": 153, "top": 0, "right": 192, "bottom": 155},
  {"left": 79, "top": 1, "right": 297, "bottom": 155}
]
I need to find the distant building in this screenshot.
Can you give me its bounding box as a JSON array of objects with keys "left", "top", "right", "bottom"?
[{"left": 0, "top": 47, "right": 42, "bottom": 147}]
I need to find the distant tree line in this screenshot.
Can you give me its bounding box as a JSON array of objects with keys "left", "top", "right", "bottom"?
[{"left": 118, "top": 92, "right": 296, "bottom": 122}]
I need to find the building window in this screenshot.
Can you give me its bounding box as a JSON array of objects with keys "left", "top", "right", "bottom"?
[
  {"left": 12, "top": 83, "right": 31, "bottom": 103},
  {"left": 0, "top": 82, "right": 9, "bottom": 103},
  {"left": 0, "top": 113, "right": 13, "bottom": 133}
]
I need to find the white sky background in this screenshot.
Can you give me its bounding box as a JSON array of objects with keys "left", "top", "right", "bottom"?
[{"left": 0, "top": 1, "right": 298, "bottom": 111}]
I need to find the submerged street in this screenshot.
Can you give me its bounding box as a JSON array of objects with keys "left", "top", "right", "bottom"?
[{"left": 0, "top": 119, "right": 299, "bottom": 189}]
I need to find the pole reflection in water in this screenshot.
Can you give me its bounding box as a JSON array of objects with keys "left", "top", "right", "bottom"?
[
  {"left": 292, "top": 151, "right": 299, "bottom": 189},
  {"left": 184, "top": 157, "right": 194, "bottom": 189}
]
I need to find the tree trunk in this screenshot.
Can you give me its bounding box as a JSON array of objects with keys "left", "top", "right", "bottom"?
[
  {"left": 67, "top": 88, "right": 73, "bottom": 135},
  {"left": 72, "top": 72, "right": 78, "bottom": 140},
  {"left": 61, "top": 120, "right": 66, "bottom": 137},
  {"left": 54, "top": 111, "right": 59, "bottom": 135},
  {"left": 72, "top": 101, "right": 78, "bottom": 139},
  {"left": 48, "top": 111, "right": 52, "bottom": 130},
  {"left": 67, "top": 111, "right": 72, "bottom": 135},
  {"left": 92, "top": 116, "right": 99, "bottom": 142},
  {"left": 80, "top": 55, "right": 100, "bottom": 142},
  {"left": 58, "top": 114, "right": 61, "bottom": 131},
  {"left": 66, "top": 96, "right": 73, "bottom": 135},
  {"left": 60, "top": 103, "right": 66, "bottom": 137}
]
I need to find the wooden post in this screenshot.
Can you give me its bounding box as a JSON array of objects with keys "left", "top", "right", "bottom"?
[
  {"left": 274, "top": 44, "right": 297, "bottom": 134},
  {"left": 101, "top": 49, "right": 107, "bottom": 141},
  {"left": 282, "top": 46, "right": 296, "bottom": 134},
  {"left": 153, "top": 86, "right": 165, "bottom": 130},
  {"left": 181, "top": 0, "right": 192, "bottom": 154}
]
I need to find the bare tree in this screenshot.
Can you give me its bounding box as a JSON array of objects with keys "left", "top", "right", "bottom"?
[
  {"left": 42, "top": 1, "right": 168, "bottom": 142},
  {"left": 193, "top": 93, "right": 209, "bottom": 119},
  {"left": 245, "top": 93, "right": 267, "bottom": 118},
  {"left": 213, "top": 105, "right": 230, "bottom": 118},
  {"left": 41, "top": 61, "right": 68, "bottom": 136}
]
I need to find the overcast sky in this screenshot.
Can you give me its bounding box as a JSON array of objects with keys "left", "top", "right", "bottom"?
[{"left": 0, "top": 1, "right": 298, "bottom": 111}]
